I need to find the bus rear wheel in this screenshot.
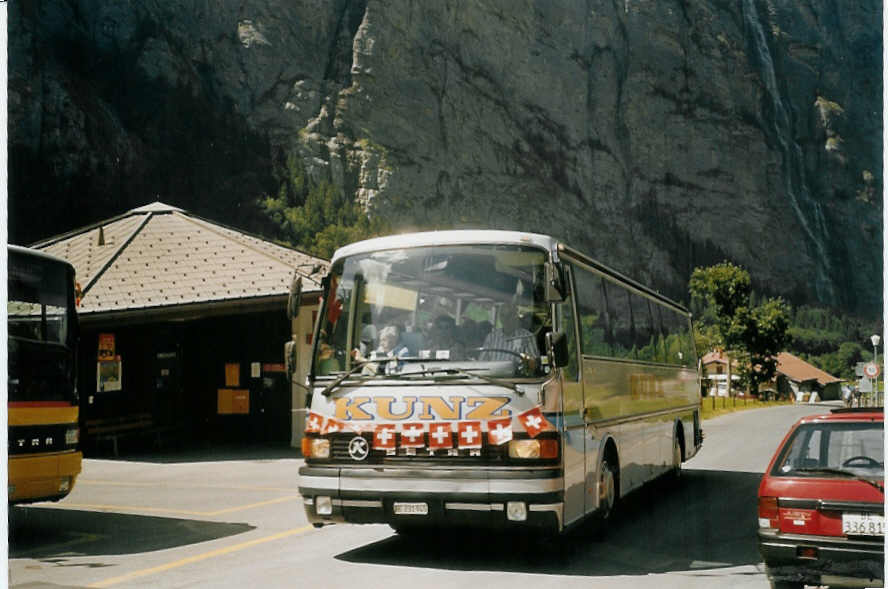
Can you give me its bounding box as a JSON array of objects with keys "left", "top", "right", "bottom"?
[
  {"left": 671, "top": 432, "right": 683, "bottom": 478},
  {"left": 598, "top": 459, "right": 617, "bottom": 520}
]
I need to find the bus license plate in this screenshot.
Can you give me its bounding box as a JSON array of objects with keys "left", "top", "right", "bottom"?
[
  {"left": 842, "top": 513, "right": 884, "bottom": 536},
  {"left": 393, "top": 502, "right": 428, "bottom": 515}
]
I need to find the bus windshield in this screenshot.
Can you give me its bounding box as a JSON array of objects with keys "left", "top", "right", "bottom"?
[
  {"left": 314, "top": 244, "right": 551, "bottom": 378},
  {"left": 8, "top": 248, "right": 77, "bottom": 404}
]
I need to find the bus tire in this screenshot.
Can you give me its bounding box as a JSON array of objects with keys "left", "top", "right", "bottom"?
[
  {"left": 670, "top": 424, "right": 685, "bottom": 483},
  {"left": 597, "top": 451, "right": 619, "bottom": 521}
]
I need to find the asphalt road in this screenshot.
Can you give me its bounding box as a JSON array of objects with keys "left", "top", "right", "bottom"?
[{"left": 8, "top": 402, "right": 839, "bottom": 589}]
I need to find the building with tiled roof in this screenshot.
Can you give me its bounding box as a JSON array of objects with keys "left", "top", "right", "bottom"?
[
  {"left": 34, "top": 201, "right": 326, "bottom": 320},
  {"left": 701, "top": 350, "right": 741, "bottom": 397},
  {"left": 772, "top": 351, "right": 842, "bottom": 401},
  {"left": 702, "top": 349, "right": 841, "bottom": 401},
  {"left": 29, "top": 202, "right": 329, "bottom": 451}
]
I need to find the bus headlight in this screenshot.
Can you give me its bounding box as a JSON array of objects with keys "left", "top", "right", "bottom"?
[
  {"left": 509, "top": 440, "right": 540, "bottom": 458},
  {"left": 302, "top": 438, "right": 330, "bottom": 459},
  {"left": 65, "top": 427, "right": 79, "bottom": 446},
  {"left": 508, "top": 439, "right": 558, "bottom": 459}
]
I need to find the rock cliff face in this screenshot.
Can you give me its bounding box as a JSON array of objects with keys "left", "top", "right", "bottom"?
[{"left": 8, "top": 0, "right": 882, "bottom": 314}]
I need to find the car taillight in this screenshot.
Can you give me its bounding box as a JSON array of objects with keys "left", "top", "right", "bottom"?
[{"left": 759, "top": 496, "right": 779, "bottom": 529}]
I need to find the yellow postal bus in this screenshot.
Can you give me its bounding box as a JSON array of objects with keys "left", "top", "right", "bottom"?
[
  {"left": 8, "top": 245, "right": 82, "bottom": 504},
  {"left": 294, "top": 231, "right": 701, "bottom": 534}
]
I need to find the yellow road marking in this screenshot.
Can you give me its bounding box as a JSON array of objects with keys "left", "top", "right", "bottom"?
[
  {"left": 47, "top": 495, "right": 301, "bottom": 517},
  {"left": 87, "top": 526, "right": 313, "bottom": 588}
]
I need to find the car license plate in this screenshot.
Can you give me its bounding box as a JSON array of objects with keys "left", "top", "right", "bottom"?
[
  {"left": 842, "top": 513, "right": 884, "bottom": 536},
  {"left": 393, "top": 502, "right": 428, "bottom": 515}
]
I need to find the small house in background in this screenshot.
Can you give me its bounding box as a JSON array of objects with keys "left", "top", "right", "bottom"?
[
  {"left": 767, "top": 352, "right": 842, "bottom": 402},
  {"left": 701, "top": 350, "right": 741, "bottom": 397},
  {"left": 702, "top": 350, "right": 841, "bottom": 401},
  {"left": 31, "top": 202, "right": 327, "bottom": 453}
]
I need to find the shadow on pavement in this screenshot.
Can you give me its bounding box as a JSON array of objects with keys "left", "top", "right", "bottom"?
[
  {"left": 336, "top": 469, "right": 764, "bottom": 577},
  {"left": 9, "top": 505, "right": 254, "bottom": 559},
  {"left": 84, "top": 441, "right": 302, "bottom": 464}
]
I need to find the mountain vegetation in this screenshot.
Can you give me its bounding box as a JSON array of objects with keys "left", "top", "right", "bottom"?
[
  {"left": 691, "top": 263, "right": 879, "bottom": 383},
  {"left": 258, "top": 151, "right": 389, "bottom": 259},
  {"left": 690, "top": 262, "right": 791, "bottom": 394}
]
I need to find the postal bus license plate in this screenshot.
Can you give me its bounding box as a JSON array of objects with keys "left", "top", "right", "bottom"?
[
  {"left": 842, "top": 513, "right": 884, "bottom": 536},
  {"left": 393, "top": 502, "right": 428, "bottom": 515}
]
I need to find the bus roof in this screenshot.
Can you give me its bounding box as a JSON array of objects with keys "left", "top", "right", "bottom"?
[
  {"left": 331, "top": 230, "right": 559, "bottom": 263},
  {"left": 331, "top": 230, "right": 689, "bottom": 315},
  {"left": 8, "top": 244, "right": 76, "bottom": 272}
]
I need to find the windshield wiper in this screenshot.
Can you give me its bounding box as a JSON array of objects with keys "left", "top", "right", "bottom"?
[
  {"left": 320, "top": 357, "right": 426, "bottom": 396},
  {"left": 401, "top": 366, "right": 521, "bottom": 394},
  {"left": 794, "top": 467, "right": 884, "bottom": 492}
]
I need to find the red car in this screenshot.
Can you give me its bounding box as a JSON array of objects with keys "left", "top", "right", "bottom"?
[{"left": 758, "top": 407, "right": 884, "bottom": 589}]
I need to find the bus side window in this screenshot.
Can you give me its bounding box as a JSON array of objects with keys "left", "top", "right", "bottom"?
[
  {"left": 653, "top": 304, "right": 668, "bottom": 364},
  {"left": 607, "top": 282, "right": 634, "bottom": 359},
  {"left": 661, "top": 307, "right": 691, "bottom": 367},
  {"left": 571, "top": 264, "right": 611, "bottom": 357},
  {"left": 558, "top": 266, "right": 579, "bottom": 382},
  {"left": 631, "top": 294, "right": 657, "bottom": 362}
]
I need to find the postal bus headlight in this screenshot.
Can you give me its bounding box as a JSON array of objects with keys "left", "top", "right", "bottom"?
[
  {"left": 302, "top": 438, "right": 330, "bottom": 459},
  {"left": 509, "top": 439, "right": 558, "bottom": 459}
]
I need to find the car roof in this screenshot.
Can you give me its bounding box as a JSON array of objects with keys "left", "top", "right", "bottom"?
[{"left": 795, "top": 407, "right": 883, "bottom": 425}]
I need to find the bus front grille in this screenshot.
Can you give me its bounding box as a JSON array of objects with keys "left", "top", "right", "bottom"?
[{"left": 320, "top": 432, "right": 557, "bottom": 466}]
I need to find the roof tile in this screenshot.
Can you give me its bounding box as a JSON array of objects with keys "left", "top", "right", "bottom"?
[{"left": 34, "top": 202, "right": 328, "bottom": 315}]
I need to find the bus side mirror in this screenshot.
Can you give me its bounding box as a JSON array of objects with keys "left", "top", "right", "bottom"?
[
  {"left": 285, "top": 340, "right": 298, "bottom": 382},
  {"left": 287, "top": 275, "right": 303, "bottom": 320},
  {"left": 546, "top": 330, "right": 570, "bottom": 368},
  {"left": 545, "top": 262, "right": 565, "bottom": 303}
]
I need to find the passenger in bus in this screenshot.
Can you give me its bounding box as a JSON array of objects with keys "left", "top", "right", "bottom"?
[
  {"left": 427, "top": 315, "right": 465, "bottom": 359},
  {"left": 459, "top": 318, "right": 478, "bottom": 347},
  {"left": 374, "top": 325, "right": 408, "bottom": 358},
  {"left": 317, "top": 343, "right": 341, "bottom": 374},
  {"left": 358, "top": 313, "right": 377, "bottom": 356},
  {"left": 476, "top": 320, "right": 492, "bottom": 347},
  {"left": 480, "top": 303, "right": 539, "bottom": 362}
]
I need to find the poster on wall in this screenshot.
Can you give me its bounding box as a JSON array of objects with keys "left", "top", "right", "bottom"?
[
  {"left": 98, "top": 333, "right": 116, "bottom": 360},
  {"left": 97, "top": 359, "right": 123, "bottom": 392}
]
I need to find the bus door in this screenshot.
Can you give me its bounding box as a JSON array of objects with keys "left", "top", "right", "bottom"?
[
  {"left": 557, "top": 266, "right": 587, "bottom": 526},
  {"left": 568, "top": 262, "right": 619, "bottom": 518}
]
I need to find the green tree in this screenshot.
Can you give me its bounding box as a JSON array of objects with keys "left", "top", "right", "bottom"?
[
  {"left": 258, "top": 151, "right": 388, "bottom": 259},
  {"left": 689, "top": 262, "right": 791, "bottom": 395}
]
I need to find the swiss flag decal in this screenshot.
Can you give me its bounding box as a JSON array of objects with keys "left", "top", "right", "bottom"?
[
  {"left": 321, "top": 417, "right": 346, "bottom": 435},
  {"left": 487, "top": 417, "right": 513, "bottom": 446},
  {"left": 400, "top": 423, "right": 425, "bottom": 448},
  {"left": 517, "top": 406, "right": 553, "bottom": 438},
  {"left": 373, "top": 424, "right": 397, "bottom": 450},
  {"left": 305, "top": 411, "right": 325, "bottom": 433},
  {"left": 457, "top": 421, "right": 483, "bottom": 449},
  {"left": 428, "top": 422, "right": 453, "bottom": 450}
]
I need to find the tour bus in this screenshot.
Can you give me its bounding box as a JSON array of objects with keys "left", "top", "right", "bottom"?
[
  {"left": 8, "top": 245, "right": 82, "bottom": 504},
  {"left": 294, "top": 230, "right": 701, "bottom": 534}
]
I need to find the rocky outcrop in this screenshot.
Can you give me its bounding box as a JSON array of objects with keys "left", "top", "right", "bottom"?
[{"left": 8, "top": 0, "right": 882, "bottom": 314}]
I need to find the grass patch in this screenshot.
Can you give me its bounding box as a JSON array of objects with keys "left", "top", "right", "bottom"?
[{"left": 700, "top": 397, "right": 794, "bottom": 421}]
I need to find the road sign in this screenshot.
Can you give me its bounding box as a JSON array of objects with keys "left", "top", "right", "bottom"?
[{"left": 863, "top": 362, "right": 880, "bottom": 378}]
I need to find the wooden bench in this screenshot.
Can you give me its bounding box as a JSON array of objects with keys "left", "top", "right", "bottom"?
[{"left": 85, "top": 413, "right": 154, "bottom": 456}]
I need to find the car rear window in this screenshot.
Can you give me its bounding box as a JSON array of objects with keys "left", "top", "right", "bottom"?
[{"left": 772, "top": 421, "right": 884, "bottom": 476}]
